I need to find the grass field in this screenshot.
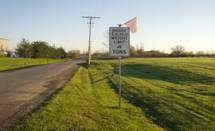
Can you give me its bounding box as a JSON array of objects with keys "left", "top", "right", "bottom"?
[
  {"left": 15, "top": 58, "right": 215, "bottom": 130},
  {"left": 0, "top": 58, "right": 63, "bottom": 71}
]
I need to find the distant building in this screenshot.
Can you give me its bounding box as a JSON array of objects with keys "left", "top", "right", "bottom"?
[{"left": 0, "top": 38, "right": 9, "bottom": 51}]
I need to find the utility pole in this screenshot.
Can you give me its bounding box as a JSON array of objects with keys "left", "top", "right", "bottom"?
[{"left": 82, "top": 16, "right": 100, "bottom": 65}]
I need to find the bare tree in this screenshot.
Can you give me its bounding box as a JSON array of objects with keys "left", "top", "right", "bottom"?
[{"left": 171, "top": 45, "right": 185, "bottom": 56}]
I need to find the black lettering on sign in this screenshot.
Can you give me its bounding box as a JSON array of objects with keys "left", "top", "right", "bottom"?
[
  {"left": 113, "top": 50, "right": 127, "bottom": 54},
  {"left": 117, "top": 45, "right": 122, "bottom": 48},
  {"left": 112, "top": 37, "right": 116, "bottom": 40}
]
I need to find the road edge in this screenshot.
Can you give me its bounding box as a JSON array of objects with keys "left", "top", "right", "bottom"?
[{"left": 0, "top": 62, "right": 80, "bottom": 130}]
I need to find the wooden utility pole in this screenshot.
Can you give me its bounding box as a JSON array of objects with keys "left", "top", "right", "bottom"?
[{"left": 82, "top": 16, "right": 100, "bottom": 65}]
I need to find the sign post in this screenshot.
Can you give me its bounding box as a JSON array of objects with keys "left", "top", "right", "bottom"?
[
  {"left": 118, "top": 56, "right": 122, "bottom": 108},
  {"left": 109, "top": 25, "right": 130, "bottom": 108}
]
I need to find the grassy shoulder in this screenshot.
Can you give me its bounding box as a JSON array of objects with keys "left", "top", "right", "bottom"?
[
  {"left": 15, "top": 66, "right": 163, "bottom": 131},
  {"left": 15, "top": 58, "right": 215, "bottom": 130},
  {"left": 0, "top": 58, "right": 63, "bottom": 71}
]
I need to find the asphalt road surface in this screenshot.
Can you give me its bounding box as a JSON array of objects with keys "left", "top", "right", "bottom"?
[{"left": 0, "top": 60, "right": 82, "bottom": 129}]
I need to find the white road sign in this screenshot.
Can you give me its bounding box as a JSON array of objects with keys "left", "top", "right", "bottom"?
[{"left": 109, "top": 27, "right": 130, "bottom": 57}]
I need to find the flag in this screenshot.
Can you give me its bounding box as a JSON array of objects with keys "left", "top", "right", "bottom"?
[{"left": 123, "top": 17, "right": 138, "bottom": 33}]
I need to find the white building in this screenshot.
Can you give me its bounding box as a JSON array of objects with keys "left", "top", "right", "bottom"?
[{"left": 0, "top": 38, "right": 9, "bottom": 51}]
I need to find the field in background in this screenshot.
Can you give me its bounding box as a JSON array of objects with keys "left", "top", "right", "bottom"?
[
  {"left": 15, "top": 58, "right": 215, "bottom": 130},
  {"left": 0, "top": 58, "right": 63, "bottom": 71}
]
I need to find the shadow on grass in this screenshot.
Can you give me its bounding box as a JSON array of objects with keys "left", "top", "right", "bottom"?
[
  {"left": 106, "top": 77, "right": 174, "bottom": 130},
  {"left": 90, "top": 73, "right": 114, "bottom": 84},
  {"left": 106, "top": 63, "right": 215, "bottom": 130},
  {"left": 106, "top": 76, "right": 198, "bottom": 130},
  {"left": 116, "top": 64, "right": 215, "bottom": 85}
]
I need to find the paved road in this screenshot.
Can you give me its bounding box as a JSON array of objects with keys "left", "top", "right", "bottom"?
[{"left": 0, "top": 60, "right": 82, "bottom": 128}]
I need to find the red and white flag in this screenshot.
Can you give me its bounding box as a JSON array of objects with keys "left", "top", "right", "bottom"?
[{"left": 123, "top": 17, "right": 138, "bottom": 33}]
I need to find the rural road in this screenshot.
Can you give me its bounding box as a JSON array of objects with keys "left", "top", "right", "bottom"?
[{"left": 0, "top": 60, "right": 83, "bottom": 129}]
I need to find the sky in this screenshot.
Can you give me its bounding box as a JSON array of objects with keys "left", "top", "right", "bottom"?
[{"left": 0, "top": 0, "right": 215, "bottom": 52}]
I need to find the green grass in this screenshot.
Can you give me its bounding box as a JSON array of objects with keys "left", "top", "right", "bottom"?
[
  {"left": 0, "top": 58, "right": 63, "bottom": 71},
  {"left": 15, "top": 58, "right": 215, "bottom": 131}
]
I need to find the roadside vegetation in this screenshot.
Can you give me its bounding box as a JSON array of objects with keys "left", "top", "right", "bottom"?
[
  {"left": 14, "top": 38, "right": 82, "bottom": 59},
  {"left": 0, "top": 58, "right": 62, "bottom": 71},
  {"left": 15, "top": 39, "right": 67, "bottom": 59},
  {"left": 93, "top": 44, "right": 215, "bottom": 58},
  {"left": 0, "top": 38, "right": 78, "bottom": 71},
  {"left": 15, "top": 58, "right": 215, "bottom": 130}
]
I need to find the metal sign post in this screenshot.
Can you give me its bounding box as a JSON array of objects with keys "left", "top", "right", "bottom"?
[
  {"left": 109, "top": 25, "right": 130, "bottom": 109},
  {"left": 118, "top": 24, "right": 122, "bottom": 109},
  {"left": 118, "top": 56, "right": 122, "bottom": 108}
]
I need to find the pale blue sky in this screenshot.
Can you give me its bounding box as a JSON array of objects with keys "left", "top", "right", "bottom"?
[{"left": 0, "top": 0, "right": 215, "bottom": 52}]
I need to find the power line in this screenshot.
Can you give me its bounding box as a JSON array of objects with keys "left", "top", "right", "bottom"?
[{"left": 82, "top": 16, "right": 100, "bottom": 65}]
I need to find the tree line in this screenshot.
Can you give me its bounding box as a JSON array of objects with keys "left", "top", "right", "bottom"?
[
  {"left": 3, "top": 38, "right": 215, "bottom": 58},
  {"left": 14, "top": 39, "right": 67, "bottom": 58},
  {"left": 92, "top": 45, "right": 215, "bottom": 58},
  {"left": 128, "top": 45, "right": 215, "bottom": 57},
  {"left": 2, "top": 38, "right": 81, "bottom": 59}
]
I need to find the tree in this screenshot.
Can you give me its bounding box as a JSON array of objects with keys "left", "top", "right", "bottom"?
[
  {"left": 56, "top": 47, "right": 67, "bottom": 58},
  {"left": 67, "top": 50, "right": 80, "bottom": 59},
  {"left": 136, "top": 44, "right": 144, "bottom": 56},
  {"left": 16, "top": 38, "right": 33, "bottom": 58},
  {"left": 196, "top": 51, "right": 205, "bottom": 56},
  {"left": 130, "top": 45, "right": 137, "bottom": 57},
  {"left": 48, "top": 46, "right": 66, "bottom": 58},
  {"left": 143, "top": 50, "right": 168, "bottom": 57},
  {"left": 32, "top": 41, "right": 50, "bottom": 58},
  {"left": 16, "top": 38, "right": 67, "bottom": 59},
  {"left": 171, "top": 45, "right": 185, "bottom": 56}
]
